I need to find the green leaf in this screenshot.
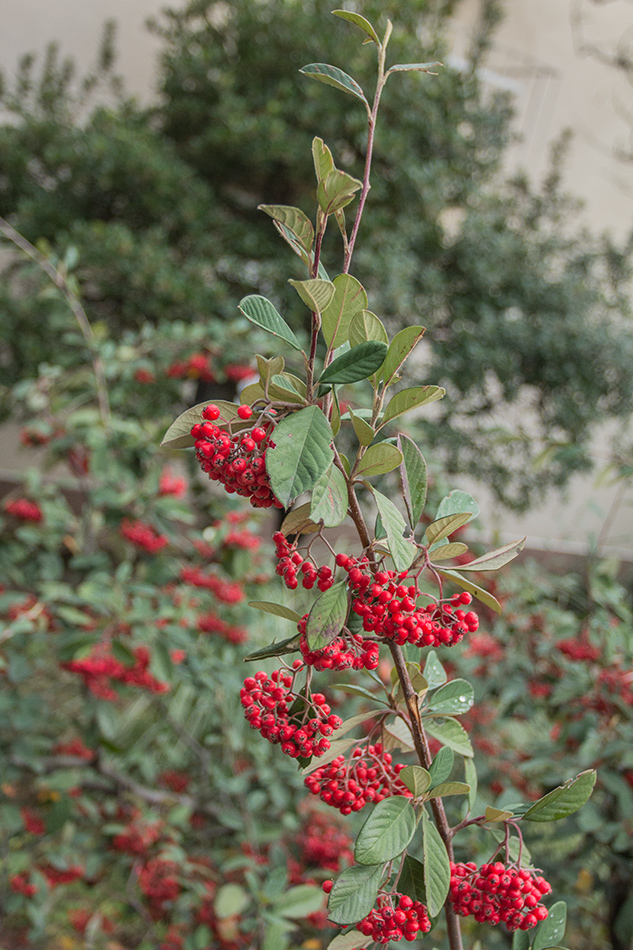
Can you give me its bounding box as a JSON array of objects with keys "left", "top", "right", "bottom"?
[
  {"left": 256, "top": 354, "right": 285, "bottom": 391},
  {"left": 268, "top": 373, "right": 306, "bottom": 404},
  {"left": 512, "top": 931, "right": 530, "bottom": 950},
  {"left": 465, "top": 757, "right": 478, "bottom": 810},
  {"left": 388, "top": 62, "right": 442, "bottom": 74},
  {"left": 332, "top": 10, "right": 380, "bottom": 44},
  {"left": 523, "top": 771, "right": 596, "bottom": 822},
  {"left": 334, "top": 709, "right": 385, "bottom": 738},
  {"left": 247, "top": 602, "right": 301, "bottom": 623},
  {"left": 349, "top": 408, "right": 375, "bottom": 446},
  {"left": 427, "top": 680, "right": 474, "bottom": 716},
  {"left": 302, "top": 737, "right": 359, "bottom": 774},
  {"left": 424, "top": 782, "right": 470, "bottom": 801},
  {"left": 428, "top": 747, "right": 454, "bottom": 788},
  {"left": 423, "top": 651, "right": 447, "bottom": 690},
  {"left": 266, "top": 406, "right": 334, "bottom": 507},
  {"left": 381, "top": 386, "right": 445, "bottom": 426},
  {"left": 310, "top": 465, "right": 348, "bottom": 527},
  {"left": 430, "top": 542, "right": 468, "bottom": 561},
  {"left": 238, "top": 294, "right": 302, "bottom": 351},
  {"left": 422, "top": 810, "right": 451, "bottom": 917},
  {"left": 485, "top": 806, "right": 514, "bottom": 822},
  {"left": 355, "top": 443, "right": 403, "bottom": 479},
  {"left": 330, "top": 683, "right": 388, "bottom": 705},
  {"left": 349, "top": 310, "right": 389, "bottom": 347},
  {"left": 424, "top": 718, "right": 473, "bottom": 758},
  {"left": 327, "top": 864, "right": 383, "bottom": 925},
  {"left": 327, "top": 932, "right": 372, "bottom": 950},
  {"left": 398, "top": 855, "right": 427, "bottom": 904},
  {"left": 275, "top": 884, "right": 324, "bottom": 919},
  {"left": 306, "top": 581, "right": 348, "bottom": 650},
  {"left": 397, "top": 434, "right": 427, "bottom": 530},
  {"left": 280, "top": 503, "right": 320, "bottom": 536},
  {"left": 532, "top": 902, "right": 567, "bottom": 950},
  {"left": 215, "top": 884, "right": 250, "bottom": 918},
  {"left": 426, "top": 512, "right": 472, "bottom": 546},
  {"left": 382, "top": 717, "right": 415, "bottom": 753},
  {"left": 435, "top": 490, "right": 479, "bottom": 523},
  {"left": 258, "top": 204, "right": 314, "bottom": 258},
  {"left": 321, "top": 274, "right": 368, "bottom": 348},
  {"left": 300, "top": 63, "right": 369, "bottom": 107},
  {"left": 400, "top": 765, "right": 431, "bottom": 797},
  {"left": 312, "top": 136, "right": 335, "bottom": 181},
  {"left": 317, "top": 168, "right": 363, "bottom": 215},
  {"left": 319, "top": 341, "right": 387, "bottom": 387},
  {"left": 435, "top": 568, "right": 503, "bottom": 613},
  {"left": 373, "top": 490, "right": 416, "bottom": 572},
  {"left": 379, "top": 326, "right": 425, "bottom": 385},
  {"left": 355, "top": 798, "right": 417, "bottom": 866},
  {"left": 161, "top": 399, "right": 239, "bottom": 448},
  {"left": 454, "top": 538, "right": 526, "bottom": 572},
  {"left": 243, "top": 634, "right": 301, "bottom": 663},
  {"left": 288, "top": 278, "right": 335, "bottom": 314}
]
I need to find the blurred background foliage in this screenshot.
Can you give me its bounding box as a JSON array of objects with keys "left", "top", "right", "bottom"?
[
  {"left": 2, "top": 0, "right": 633, "bottom": 507},
  {"left": 1, "top": 1, "right": 633, "bottom": 948}
]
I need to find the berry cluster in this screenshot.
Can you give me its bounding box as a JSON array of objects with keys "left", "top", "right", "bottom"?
[
  {"left": 349, "top": 893, "right": 431, "bottom": 943},
  {"left": 191, "top": 404, "right": 282, "bottom": 509},
  {"left": 297, "top": 615, "right": 379, "bottom": 671},
  {"left": 137, "top": 858, "right": 181, "bottom": 916},
  {"left": 449, "top": 861, "right": 551, "bottom": 931},
  {"left": 180, "top": 566, "right": 244, "bottom": 604},
  {"left": 273, "top": 532, "right": 335, "bottom": 591},
  {"left": 240, "top": 668, "right": 341, "bottom": 759},
  {"left": 3, "top": 498, "right": 43, "bottom": 522},
  {"left": 336, "top": 556, "right": 478, "bottom": 647},
  {"left": 197, "top": 612, "right": 248, "bottom": 644},
  {"left": 62, "top": 644, "right": 169, "bottom": 701},
  {"left": 296, "top": 808, "right": 353, "bottom": 872},
  {"left": 305, "top": 743, "right": 411, "bottom": 815},
  {"left": 120, "top": 518, "right": 169, "bottom": 554}
]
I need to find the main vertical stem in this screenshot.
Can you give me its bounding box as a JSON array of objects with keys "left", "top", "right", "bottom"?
[{"left": 389, "top": 643, "right": 464, "bottom": 950}]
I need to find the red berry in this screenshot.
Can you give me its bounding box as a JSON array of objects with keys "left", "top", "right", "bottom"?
[{"left": 237, "top": 405, "right": 253, "bottom": 420}]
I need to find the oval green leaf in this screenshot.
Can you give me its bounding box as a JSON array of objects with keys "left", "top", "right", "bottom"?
[
  {"left": 398, "top": 854, "right": 427, "bottom": 904},
  {"left": 381, "top": 386, "right": 445, "bottom": 426},
  {"left": 266, "top": 406, "right": 334, "bottom": 507},
  {"left": 243, "top": 633, "right": 301, "bottom": 663},
  {"left": 306, "top": 581, "right": 348, "bottom": 650},
  {"left": 327, "top": 864, "right": 383, "bottom": 925},
  {"left": 247, "top": 602, "right": 302, "bottom": 623},
  {"left": 349, "top": 310, "right": 388, "bottom": 347},
  {"left": 423, "top": 782, "right": 470, "bottom": 801},
  {"left": 332, "top": 10, "right": 380, "bottom": 44},
  {"left": 321, "top": 274, "right": 368, "bottom": 348},
  {"left": 238, "top": 294, "right": 302, "bottom": 351},
  {"left": 355, "top": 443, "right": 403, "bottom": 479},
  {"left": 427, "top": 679, "right": 474, "bottom": 716},
  {"left": 435, "top": 568, "right": 503, "bottom": 613},
  {"left": 355, "top": 797, "right": 417, "bottom": 866},
  {"left": 288, "top": 278, "right": 335, "bottom": 314},
  {"left": 379, "top": 326, "right": 425, "bottom": 385},
  {"left": 423, "top": 717, "right": 474, "bottom": 758},
  {"left": 161, "top": 399, "right": 239, "bottom": 448},
  {"left": 319, "top": 341, "right": 387, "bottom": 387},
  {"left": 373, "top": 489, "right": 417, "bottom": 572},
  {"left": 428, "top": 747, "right": 454, "bottom": 788},
  {"left": 532, "top": 901, "right": 567, "bottom": 950},
  {"left": 398, "top": 434, "right": 427, "bottom": 529},
  {"left": 310, "top": 464, "right": 348, "bottom": 527},
  {"left": 426, "top": 512, "right": 472, "bottom": 546},
  {"left": 423, "top": 651, "right": 447, "bottom": 690},
  {"left": 258, "top": 204, "right": 314, "bottom": 256},
  {"left": 400, "top": 765, "right": 432, "bottom": 797},
  {"left": 523, "top": 771, "right": 596, "bottom": 822},
  {"left": 435, "top": 490, "right": 480, "bottom": 522},
  {"left": 300, "top": 63, "right": 369, "bottom": 107},
  {"left": 280, "top": 502, "right": 320, "bottom": 537},
  {"left": 455, "top": 537, "right": 526, "bottom": 572},
  {"left": 422, "top": 809, "right": 451, "bottom": 918},
  {"left": 276, "top": 884, "right": 324, "bottom": 919},
  {"left": 349, "top": 407, "right": 375, "bottom": 446},
  {"left": 317, "top": 168, "right": 363, "bottom": 215}
]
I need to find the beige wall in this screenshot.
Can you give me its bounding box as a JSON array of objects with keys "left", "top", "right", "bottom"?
[{"left": 2, "top": 0, "right": 633, "bottom": 555}]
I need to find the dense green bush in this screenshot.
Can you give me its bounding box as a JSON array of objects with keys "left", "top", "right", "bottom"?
[{"left": 2, "top": 0, "right": 633, "bottom": 507}]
